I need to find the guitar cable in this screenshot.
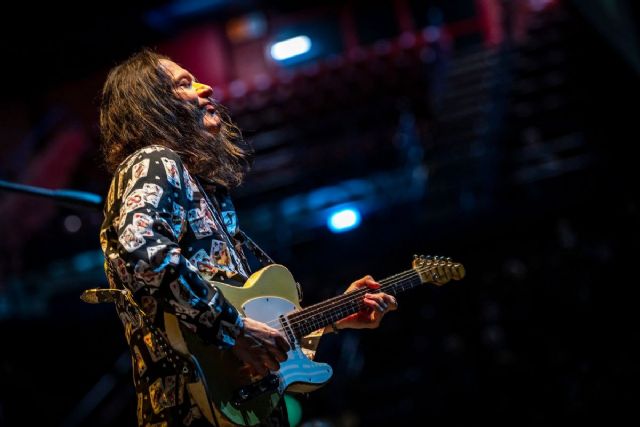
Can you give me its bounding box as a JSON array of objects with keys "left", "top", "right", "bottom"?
[{"left": 189, "top": 354, "right": 221, "bottom": 427}]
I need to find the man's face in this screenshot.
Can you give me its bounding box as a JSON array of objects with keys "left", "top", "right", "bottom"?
[{"left": 159, "top": 59, "right": 221, "bottom": 134}]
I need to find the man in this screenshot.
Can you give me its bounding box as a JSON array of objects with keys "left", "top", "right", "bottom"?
[{"left": 95, "top": 49, "right": 397, "bottom": 426}]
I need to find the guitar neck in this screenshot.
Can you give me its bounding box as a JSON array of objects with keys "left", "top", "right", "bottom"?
[{"left": 285, "top": 269, "right": 422, "bottom": 338}]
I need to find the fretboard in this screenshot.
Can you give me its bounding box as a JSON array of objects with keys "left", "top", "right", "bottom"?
[{"left": 285, "top": 269, "right": 422, "bottom": 339}]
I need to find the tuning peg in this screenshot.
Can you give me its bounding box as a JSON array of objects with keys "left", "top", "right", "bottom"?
[
  {"left": 425, "top": 255, "right": 433, "bottom": 260},
  {"left": 446, "top": 257, "right": 452, "bottom": 262},
  {"left": 413, "top": 254, "right": 419, "bottom": 260}
]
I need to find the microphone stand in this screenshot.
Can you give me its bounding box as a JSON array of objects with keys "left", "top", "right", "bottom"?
[{"left": 0, "top": 179, "right": 102, "bottom": 211}]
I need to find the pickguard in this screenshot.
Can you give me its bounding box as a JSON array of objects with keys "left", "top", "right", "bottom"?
[{"left": 241, "top": 296, "right": 333, "bottom": 391}]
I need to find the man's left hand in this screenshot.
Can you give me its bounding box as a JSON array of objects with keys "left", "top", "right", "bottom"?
[{"left": 333, "top": 275, "right": 398, "bottom": 330}]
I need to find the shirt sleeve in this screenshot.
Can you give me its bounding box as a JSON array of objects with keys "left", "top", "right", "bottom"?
[{"left": 110, "top": 145, "right": 243, "bottom": 348}]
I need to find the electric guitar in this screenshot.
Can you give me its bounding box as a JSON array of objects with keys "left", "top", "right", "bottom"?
[{"left": 163, "top": 255, "right": 465, "bottom": 426}]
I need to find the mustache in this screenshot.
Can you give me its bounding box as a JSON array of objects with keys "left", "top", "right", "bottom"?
[{"left": 196, "top": 99, "right": 230, "bottom": 126}]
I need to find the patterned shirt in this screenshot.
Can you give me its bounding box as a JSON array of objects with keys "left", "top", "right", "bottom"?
[{"left": 99, "top": 145, "right": 253, "bottom": 426}]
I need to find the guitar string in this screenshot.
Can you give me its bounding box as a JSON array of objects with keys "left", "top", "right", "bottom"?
[
  {"left": 275, "top": 276, "right": 417, "bottom": 331},
  {"left": 262, "top": 272, "right": 420, "bottom": 335},
  {"left": 257, "top": 264, "right": 455, "bottom": 331},
  {"left": 275, "top": 270, "right": 421, "bottom": 330},
  {"left": 265, "top": 264, "right": 450, "bottom": 329},
  {"left": 278, "top": 266, "right": 425, "bottom": 324}
]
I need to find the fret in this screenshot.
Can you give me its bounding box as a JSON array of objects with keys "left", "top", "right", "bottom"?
[{"left": 287, "top": 269, "right": 427, "bottom": 338}]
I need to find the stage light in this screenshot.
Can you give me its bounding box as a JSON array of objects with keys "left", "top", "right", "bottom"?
[
  {"left": 327, "top": 207, "right": 361, "bottom": 233},
  {"left": 270, "top": 36, "right": 312, "bottom": 61}
]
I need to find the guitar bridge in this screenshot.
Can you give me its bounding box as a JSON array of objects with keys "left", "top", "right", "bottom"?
[{"left": 231, "top": 374, "right": 281, "bottom": 406}]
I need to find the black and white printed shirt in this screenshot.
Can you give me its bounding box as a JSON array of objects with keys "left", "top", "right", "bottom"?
[{"left": 99, "top": 145, "right": 250, "bottom": 426}]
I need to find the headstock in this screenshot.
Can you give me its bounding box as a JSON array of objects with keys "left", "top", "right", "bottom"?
[{"left": 412, "top": 255, "right": 465, "bottom": 286}]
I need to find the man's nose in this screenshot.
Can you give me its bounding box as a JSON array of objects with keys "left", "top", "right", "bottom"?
[{"left": 193, "top": 82, "right": 213, "bottom": 97}]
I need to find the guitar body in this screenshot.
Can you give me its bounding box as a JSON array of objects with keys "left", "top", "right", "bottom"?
[
  {"left": 164, "top": 264, "right": 333, "bottom": 426},
  {"left": 161, "top": 256, "right": 465, "bottom": 426}
]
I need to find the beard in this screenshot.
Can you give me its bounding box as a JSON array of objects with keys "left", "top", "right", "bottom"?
[{"left": 178, "top": 101, "right": 251, "bottom": 189}]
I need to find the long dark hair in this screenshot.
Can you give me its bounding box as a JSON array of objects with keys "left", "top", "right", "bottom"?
[{"left": 99, "top": 49, "right": 249, "bottom": 188}]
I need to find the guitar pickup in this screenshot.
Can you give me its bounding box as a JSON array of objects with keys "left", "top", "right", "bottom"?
[{"left": 231, "top": 374, "right": 280, "bottom": 406}]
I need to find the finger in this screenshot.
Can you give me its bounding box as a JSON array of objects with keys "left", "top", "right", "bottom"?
[
  {"left": 276, "top": 335, "right": 291, "bottom": 359},
  {"left": 366, "top": 298, "right": 387, "bottom": 313},
  {"left": 364, "top": 276, "right": 381, "bottom": 289},
  {"left": 254, "top": 362, "right": 269, "bottom": 376},
  {"left": 261, "top": 352, "right": 280, "bottom": 372},
  {"left": 247, "top": 335, "right": 264, "bottom": 349},
  {"left": 269, "top": 335, "right": 289, "bottom": 362},
  {"left": 365, "top": 292, "right": 388, "bottom": 308},
  {"left": 245, "top": 350, "right": 269, "bottom": 376},
  {"left": 352, "top": 275, "right": 380, "bottom": 290},
  {"left": 382, "top": 294, "right": 398, "bottom": 311},
  {"left": 266, "top": 344, "right": 287, "bottom": 365},
  {"left": 275, "top": 331, "right": 291, "bottom": 353},
  {"left": 265, "top": 344, "right": 287, "bottom": 363},
  {"left": 364, "top": 295, "right": 387, "bottom": 312}
]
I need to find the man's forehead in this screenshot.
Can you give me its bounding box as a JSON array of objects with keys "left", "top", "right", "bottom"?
[{"left": 159, "top": 59, "right": 190, "bottom": 78}]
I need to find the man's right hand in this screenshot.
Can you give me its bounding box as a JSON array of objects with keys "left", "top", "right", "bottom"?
[{"left": 231, "top": 317, "right": 290, "bottom": 376}]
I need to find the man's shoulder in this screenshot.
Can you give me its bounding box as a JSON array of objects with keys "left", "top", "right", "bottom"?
[
  {"left": 117, "top": 144, "right": 184, "bottom": 173},
  {"left": 128, "top": 144, "right": 182, "bottom": 161}
]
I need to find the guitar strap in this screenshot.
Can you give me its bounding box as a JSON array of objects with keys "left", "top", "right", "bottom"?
[
  {"left": 233, "top": 229, "right": 275, "bottom": 267},
  {"left": 195, "top": 175, "right": 303, "bottom": 302}
]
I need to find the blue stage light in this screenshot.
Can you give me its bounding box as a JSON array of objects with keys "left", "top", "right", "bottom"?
[{"left": 327, "top": 207, "right": 361, "bottom": 233}]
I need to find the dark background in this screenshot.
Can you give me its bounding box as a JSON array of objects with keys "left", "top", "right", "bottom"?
[{"left": 1, "top": 0, "right": 639, "bottom": 426}]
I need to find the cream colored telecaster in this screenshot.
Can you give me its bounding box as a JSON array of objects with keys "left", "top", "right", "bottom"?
[{"left": 164, "top": 255, "right": 465, "bottom": 426}]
